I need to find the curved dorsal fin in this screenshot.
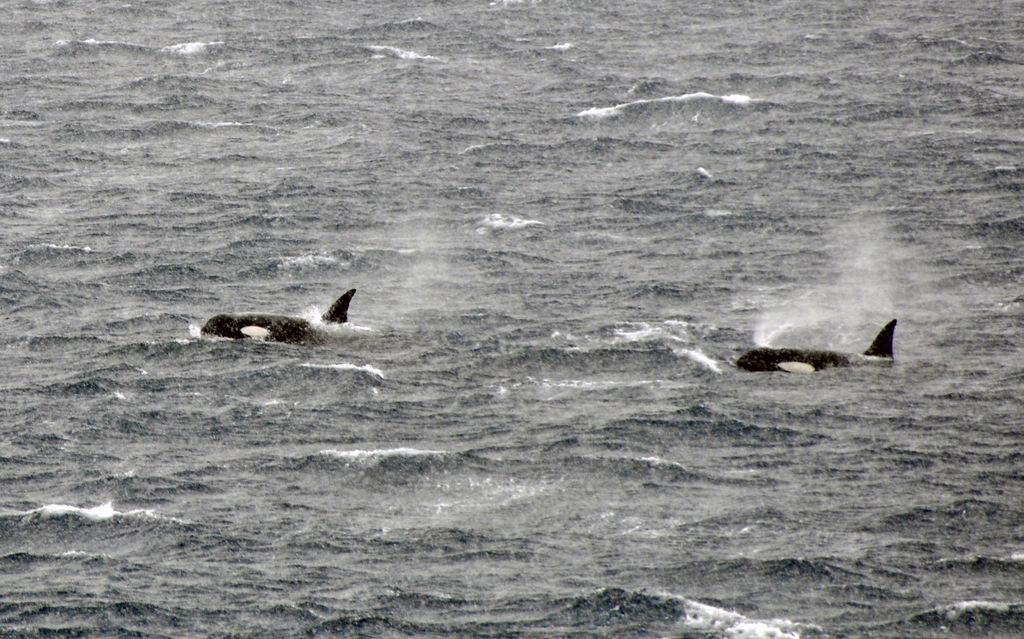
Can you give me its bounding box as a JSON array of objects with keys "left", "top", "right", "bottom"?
[
  {"left": 321, "top": 289, "right": 356, "bottom": 323},
  {"left": 863, "top": 319, "right": 897, "bottom": 358}
]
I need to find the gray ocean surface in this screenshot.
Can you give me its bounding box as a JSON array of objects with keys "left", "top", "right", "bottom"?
[{"left": 3, "top": 1, "right": 1023, "bottom": 637}]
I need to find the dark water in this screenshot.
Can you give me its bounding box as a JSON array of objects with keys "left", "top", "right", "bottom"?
[{"left": 3, "top": 1, "right": 1023, "bottom": 637}]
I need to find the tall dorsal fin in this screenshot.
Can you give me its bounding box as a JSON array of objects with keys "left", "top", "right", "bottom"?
[
  {"left": 321, "top": 288, "right": 356, "bottom": 323},
  {"left": 863, "top": 319, "right": 897, "bottom": 358}
]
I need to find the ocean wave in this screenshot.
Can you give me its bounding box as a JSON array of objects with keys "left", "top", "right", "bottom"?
[
  {"left": 160, "top": 41, "right": 224, "bottom": 55},
  {"left": 319, "top": 447, "right": 447, "bottom": 463},
  {"left": 276, "top": 253, "right": 340, "bottom": 271},
  {"left": 367, "top": 45, "right": 438, "bottom": 61},
  {"left": 607, "top": 405, "right": 818, "bottom": 446},
  {"left": 554, "top": 589, "right": 811, "bottom": 638},
  {"left": 17, "top": 502, "right": 181, "bottom": 523},
  {"left": 901, "top": 600, "right": 1024, "bottom": 633},
  {"left": 9, "top": 243, "right": 95, "bottom": 266},
  {"left": 577, "top": 92, "right": 755, "bottom": 120},
  {"left": 301, "top": 362, "right": 385, "bottom": 379},
  {"left": 347, "top": 18, "right": 443, "bottom": 36},
  {"left": 607, "top": 321, "right": 722, "bottom": 373},
  {"left": 677, "top": 596, "right": 808, "bottom": 638},
  {"left": 476, "top": 213, "right": 545, "bottom": 233},
  {"left": 55, "top": 39, "right": 223, "bottom": 57},
  {"left": 530, "top": 377, "right": 664, "bottom": 391},
  {"left": 55, "top": 38, "right": 149, "bottom": 52}
]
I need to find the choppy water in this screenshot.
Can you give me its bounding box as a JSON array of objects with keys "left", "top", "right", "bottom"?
[{"left": 3, "top": 1, "right": 1023, "bottom": 637}]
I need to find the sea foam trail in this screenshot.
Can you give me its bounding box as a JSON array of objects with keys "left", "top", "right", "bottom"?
[
  {"left": 160, "top": 41, "right": 224, "bottom": 55},
  {"left": 55, "top": 39, "right": 223, "bottom": 56},
  {"left": 367, "top": 45, "right": 438, "bottom": 60},
  {"left": 674, "top": 596, "right": 808, "bottom": 639},
  {"left": 577, "top": 92, "right": 754, "bottom": 119},
  {"left": 301, "top": 362, "right": 385, "bottom": 379},
  {"left": 319, "top": 448, "right": 447, "bottom": 462},
  {"left": 20, "top": 502, "right": 176, "bottom": 522},
  {"left": 476, "top": 213, "right": 545, "bottom": 233}
]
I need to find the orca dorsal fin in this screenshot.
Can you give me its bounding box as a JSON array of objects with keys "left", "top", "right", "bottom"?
[
  {"left": 863, "top": 319, "right": 897, "bottom": 358},
  {"left": 321, "top": 289, "right": 356, "bottom": 324}
]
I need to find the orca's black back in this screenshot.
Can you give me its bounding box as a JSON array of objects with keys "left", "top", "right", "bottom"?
[{"left": 201, "top": 314, "right": 317, "bottom": 343}]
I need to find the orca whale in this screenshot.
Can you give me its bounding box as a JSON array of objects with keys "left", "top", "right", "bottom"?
[
  {"left": 201, "top": 289, "right": 356, "bottom": 344},
  {"left": 736, "top": 319, "right": 896, "bottom": 373}
]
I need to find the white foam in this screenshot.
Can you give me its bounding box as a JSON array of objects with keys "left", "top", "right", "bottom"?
[
  {"left": 943, "top": 600, "right": 1011, "bottom": 620},
  {"left": 547, "top": 43, "right": 574, "bottom": 51},
  {"left": 675, "top": 348, "right": 723, "bottom": 374},
  {"left": 670, "top": 596, "right": 806, "bottom": 639},
  {"left": 196, "top": 121, "right": 252, "bottom": 129},
  {"left": 613, "top": 322, "right": 668, "bottom": 342},
  {"left": 613, "top": 321, "right": 688, "bottom": 344},
  {"left": 301, "top": 362, "right": 385, "bottom": 379},
  {"left": 476, "top": 213, "right": 545, "bottom": 233},
  {"left": 59, "top": 550, "right": 95, "bottom": 558},
  {"left": 160, "top": 41, "right": 224, "bottom": 55},
  {"left": 639, "top": 456, "right": 689, "bottom": 471},
  {"left": 277, "top": 253, "right": 338, "bottom": 270},
  {"left": 23, "top": 502, "right": 170, "bottom": 522},
  {"left": 367, "top": 45, "right": 437, "bottom": 61},
  {"left": 320, "top": 447, "right": 445, "bottom": 461},
  {"left": 58, "top": 38, "right": 141, "bottom": 48},
  {"left": 39, "top": 243, "right": 93, "bottom": 252},
  {"left": 577, "top": 92, "right": 755, "bottom": 119},
  {"left": 536, "top": 378, "right": 661, "bottom": 390},
  {"left": 721, "top": 94, "right": 754, "bottom": 106}
]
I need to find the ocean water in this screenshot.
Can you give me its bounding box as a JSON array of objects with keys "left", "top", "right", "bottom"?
[{"left": 2, "top": 1, "right": 1023, "bottom": 637}]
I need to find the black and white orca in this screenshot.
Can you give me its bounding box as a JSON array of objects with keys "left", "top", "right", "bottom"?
[
  {"left": 736, "top": 319, "right": 896, "bottom": 373},
  {"left": 201, "top": 289, "right": 356, "bottom": 344}
]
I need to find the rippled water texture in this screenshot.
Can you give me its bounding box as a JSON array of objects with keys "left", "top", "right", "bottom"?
[{"left": 2, "top": 1, "right": 1023, "bottom": 637}]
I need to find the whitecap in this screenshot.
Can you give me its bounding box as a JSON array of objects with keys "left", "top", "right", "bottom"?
[
  {"left": 612, "top": 321, "right": 688, "bottom": 344},
  {"left": 160, "top": 41, "right": 224, "bottom": 55},
  {"left": 38, "top": 243, "right": 93, "bottom": 252},
  {"left": 576, "top": 92, "right": 755, "bottom": 120},
  {"left": 613, "top": 322, "right": 665, "bottom": 342},
  {"left": 942, "top": 600, "right": 1012, "bottom": 620},
  {"left": 476, "top": 213, "right": 544, "bottom": 233},
  {"left": 319, "top": 447, "right": 445, "bottom": 461},
  {"left": 59, "top": 550, "right": 95, "bottom": 558},
  {"left": 668, "top": 596, "right": 808, "bottom": 639},
  {"left": 195, "top": 121, "right": 252, "bottom": 129},
  {"left": 547, "top": 43, "right": 574, "bottom": 51},
  {"left": 367, "top": 45, "right": 437, "bottom": 61},
  {"left": 536, "top": 378, "right": 660, "bottom": 390},
  {"left": 276, "top": 253, "right": 339, "bottom": 270},
  {"left": 70, "top": 38, "right": 144, "bottom": 48},
  {"left": 301, "top": 362, "right": 385, "bottom": 379},
  {"left": 23, "top": 502, "right": 172, "bottom": 522},
  {"left": 721, "top": 94, "right": 754, "bottom": 106}
]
